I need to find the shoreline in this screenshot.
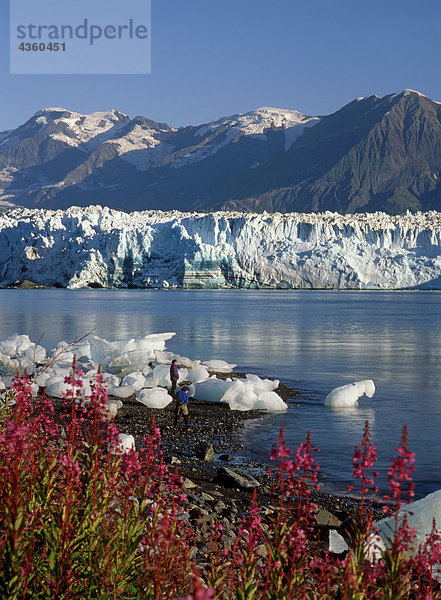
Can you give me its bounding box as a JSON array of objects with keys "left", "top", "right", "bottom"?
[
  {"left": 107, "top": 372, "right": 378, "bottom": 560},
  {"left": 2, "top": 281, "right": 441, "bottom": 291}
]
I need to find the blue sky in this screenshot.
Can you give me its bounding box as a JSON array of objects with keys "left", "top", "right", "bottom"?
[{"left": 1, "top": 0, "right": 441, "bottom": 131}]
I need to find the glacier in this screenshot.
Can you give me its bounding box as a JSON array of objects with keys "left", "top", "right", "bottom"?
[{"left": 2, "top": 206, "right": 441, "bottom": 289}]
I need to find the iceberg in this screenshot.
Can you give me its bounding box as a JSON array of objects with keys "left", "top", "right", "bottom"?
[
  {"left": 0, "top": 352, "right": 20, "bottom": 374},
  {"left": 324, "top": 380, "right": 375, "bottom": 408},
  {"left": 99, "top": 373, "right": 121, "bottom": 388},
  {"left": 24, "top": 344, "right": 47, "bottom": 363},
  {"left": 87, "top": 336, "right": 117, "bottom": 364}
]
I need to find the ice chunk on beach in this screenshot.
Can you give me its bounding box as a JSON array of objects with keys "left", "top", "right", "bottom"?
[
  {"left": 202, "top": 359, "right": 236, "bottom": 373},
  {"left": 194, "top": 374, "right": 286, "bottom": 412},
  {"left": 194, "top": 377, "right": 231, "bottom": 403},
  {"left": 329, "top": 530, "right": 349, "bottom": 554},
  {"left": 117, "top": 433, "right": 135, "bottom": 453},
  {"left": 221, "top": 379, "right": 287, "bottom": 412},
  {"left": 24, "top": 344, "right": 46, "bottom": 363},
  {"left": 51, "top": 341, "right": 76, "bottom": 363},
  {"left": 184, "top": 383, "right": 196, "bottom": 397},
  {"left": 45, "top": 375, "right": 92, "bottom": 400},
  {"left": 113, "top": 333, "right": 175, "bottom": 357},
  {"left": 107, "top": 350, "right": 151, "bottom": 377},
  {"left": 101, "top": 399, "right": 123, "bottom": 419},
  {"left": 324, "top": 380, "right": 375, "bottom": 408},
  {"left": 138, "top": 332, "right": 175, "bottom": 351},
  {"left": 245, "top": 373, "right": 279, "bottom": 392},
  {"left": 187, "top": 365, "right": 210, "bottom": 383},
  {"left": 2, "top": 376, "right": 13, "bottom": 388},
  {"left": 0, "top": 351, "right": 34, "bottom": 375},
  {"left": 142, "top": 374, "right": 159, "bottom": 388},
  {"left": 0, "top": 352, "right": 20, "bottom": 374},
  {"left": 375, "top": 489, "right": 441, "bottom": 550},
  {"left": 0, "top": 334, "right": 32, "bottom": 356},
  {"left": 154, "top": 350, "right": 200, "bottom": 368},
  {"left": 88, "top": 336, "right": 118, "bottom": 365},
  {"left": 45, "top": 376, "right": 73, "bottom": 399},
  {"left": 257, "top": 391, "right": 287, "bottom": 412},
  {"left": 17, "top": 356, "right": 35, "bottom": 374},
  {"left": 178, "top": 368, "right": 188, "bottom": 383},
  {"left": 107, "top": 385, "right": 135, "bottom": 398},
  {"left": 51, "top": 362, "right": 74, "bottom": 377},
  {"left": 142, "top": 364, "right": 153, "bottom": 376},
  {"left": 221, "top": 380, "right": 258, "bottom": 411},
  {"left": 34, "top": 371, "right": 52, "bottom": 386},
  {"left": 136, "top": 387, "right": 173, "bottom": 409},
  {"left": 0, "top": 335, "right": 46, "bottom": 366},
  {"left": 152, "top": 364, "right": 173, "bottom": 387},
  {"left": 94, "top": 372, "right": 121, "bottom": 388},
  {"left": 152, "top": 364, "right": 188, "bottom": 387},
  {"left": 122, "top": 372, "right": 145, "bottom": 391},
  {"left": 112, "top": 338, "right": 138, "bottom": 354}
]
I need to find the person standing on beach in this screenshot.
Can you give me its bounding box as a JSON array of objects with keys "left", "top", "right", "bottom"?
[
  {"left": 174, "top": 385, "right": 190, "bottom": 430},
  {"left": 170, "top": 359, "right": 179, "bottom": 397}
]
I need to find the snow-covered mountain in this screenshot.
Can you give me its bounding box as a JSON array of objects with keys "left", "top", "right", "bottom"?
[
  {"left": 2, "top": 91, "right": 441, "bottom": 214},
  {"left": 0, "top": 105, "right": 318, "bottom": 211},
  {"left": 2, "top": 206, "right": 441, "bottom": 289}
]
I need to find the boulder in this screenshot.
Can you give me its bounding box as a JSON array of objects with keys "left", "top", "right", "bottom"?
[
  {"left": 215, "top": 467, "right": 260, "bottom": 490},
  {"left": 315, "top": 508, "right": 342, "bottom": 528},
  {"left": 195, "top": 441, "right": 215, "bottom": 461}
]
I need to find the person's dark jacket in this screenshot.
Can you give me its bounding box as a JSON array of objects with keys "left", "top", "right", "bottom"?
[
  {"left": 175, "top": 389, "right": 189, "bottom": 405},
  {"left": 170, "top": 363, "right": 179, "bottom": 382}
]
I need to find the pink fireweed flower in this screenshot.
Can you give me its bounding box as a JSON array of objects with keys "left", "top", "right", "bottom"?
[
  {"left": 383, "top": 424, "right": 415, "bottom": 509},
  {"left": 59, "top": 452, "right": 82, "bottom": 489},
  {"left": 348, "top": 421, "right": 379, "bottom": 519},
  {"left": 269, "top": 428, "right": 320, "bottom": 527}
]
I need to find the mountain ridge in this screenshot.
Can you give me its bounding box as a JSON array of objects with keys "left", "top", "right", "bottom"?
[{"left": 1, "top": 90, "right": 441, "bottom": 214}]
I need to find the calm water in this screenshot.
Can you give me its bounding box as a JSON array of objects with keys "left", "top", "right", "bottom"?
[{"left": 1, "top": 289, "right": 441, "bottom": 499}]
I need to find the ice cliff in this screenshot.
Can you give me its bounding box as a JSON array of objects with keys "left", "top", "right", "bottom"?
[{"left": 2, "top": 206, "right": 441, "bottom": 289}]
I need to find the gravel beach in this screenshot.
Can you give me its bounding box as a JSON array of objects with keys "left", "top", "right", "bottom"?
[{"left": 107, "top": 371, "right": 378, "bottom": 565}]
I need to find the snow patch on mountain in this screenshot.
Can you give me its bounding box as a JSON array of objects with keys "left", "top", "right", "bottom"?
[
  {"left": 195, "top": 107, "right": 310, "bottom": 138},
  {"left": 170, "top": 107, "right": 319, "bottom": 168},
  {"left": 2, "top": 207, "right": 441, "bottom": 290},
  {"left": 48, "top": 109, "right": 130, "bottom": 150},
  {"left": 110, "top": 124, "right": 176, "bottom": 171}
]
